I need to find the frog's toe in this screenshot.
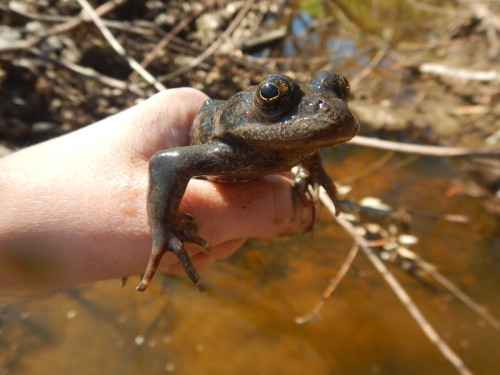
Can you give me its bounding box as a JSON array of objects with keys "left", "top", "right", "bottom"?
[
  {"left": 180, "top": 229, "right": 211, "bottom": 252},
  {"left": 166, "top": 235, "right": 205, "bottom": 291},
  {"left": 181, "top": 213, "right": 198, "bottom": 232},
  {"left": 178, "top": 213, "right": 210, "bottom": 250},
  {"left": 136, "top": 263, "right": 156, "bottom": 292},
  {"left": 137, "top": 229, "right": 207, "bottom": 292}
]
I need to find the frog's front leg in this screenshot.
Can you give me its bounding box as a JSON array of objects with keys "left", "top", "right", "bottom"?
[
  {"left": 294, "top": 151, "right": 341, "bottom": 214},
  {"left": 136, "top": 142, "right": 237, "bottom": 292}
]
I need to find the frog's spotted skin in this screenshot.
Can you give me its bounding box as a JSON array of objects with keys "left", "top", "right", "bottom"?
[{"left": 137, "top": 72, "right": 359, "bottom": 292}]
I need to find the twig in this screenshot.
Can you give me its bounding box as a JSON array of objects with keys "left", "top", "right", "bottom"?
[
  {"left": 0, "top": 0, "right": 128, "bottom": 53},
  {"left": 342, "top": 151, "right": 396, "bottom": 184},
  {"left": 75, "top": 0, "right": 166, "bottom": 92},
  {"left": 129, "top": 10, "right": 201, "bottom": 81},
  {"left": 419, "top": 63, "right": 500, "bottom": 82},
  {"left": 295, "top": 244, "right": 360, "bottom": 324},
  {"left": 420, "top": 262, "right": 500, "bottom": 333},
  {"left": 350, "top": 136, "right": 500, "bottom": 157},
  {"left": 158, "top": 0, "right": 256, "bottom": 82},
  {"left": 241, "top": 26, "right": 287, "bottom": 50},
  {"left": 350, "top": 44, "right": 391, "bottom": 88},
  {"left": 405, "top": 0, "right": 459, "bottom": 15},
  {"left": 464, "top": 0, "right": 500, "bottom": 30},
  {"left": 29, "top": 47, "right": 144, "bottom": 95},
  {"left": 0, "top": 3, "right": 70, "bottom": 22},
  {"left": 320, "top": 190, "right": 474, "bottom": 375}
]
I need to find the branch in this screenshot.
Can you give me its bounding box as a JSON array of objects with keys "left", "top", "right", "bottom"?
[
  {"left": 0, "top": 0, "right": 128, "bottom": 54},
  {"left": 29, "top": 48, "right": 143, "bottom": 94},
  {"left": 158, "top": 0, "right": 255, "bottom": 82},
  {"left": 350, "top": 135, "right": 500, "bottom": 157},
  {"left": 129, "top": 10, "right": 201, "bottom": 82},
  {"left": 419, "top": 63, "right": 500, "bottom": 82},
  {"left": 420, "top": 262, "right": 500, "bottom": 333},
  {"left": 75, "top": 0, "right": 166, "bottom": 91},
  {"left": 295, "top": 244, "right": 360, "bottom": 324},
  {"left": 320, "top": 190, "right": 473, "bottom": 375}
]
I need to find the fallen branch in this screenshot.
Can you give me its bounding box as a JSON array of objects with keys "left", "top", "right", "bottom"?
[
  {"left": 419, "top": 62, "right": 500, "bottom": 82},
  {"left": 129, "top": 10, "right": 201, "bottom": 82},
  {"left": 158, "top": 0, "right": 256, "bottom": 82},
  {"left": 350, "top": 135, "right": 500, "bottom": 157},
  {"left": 319, "top": 190, "right": 473, "bottom": 375},
  {"left": 0, "top": 0, "right": 128, "bottom": 54},
  {"left": 30, "top": 48, "right": 143, "bottom": 94},
  {"left": 350, "top": 44, "right": 391, "bottom": 88},
  {"left": 76, "top": 0, "right": 166, "bottom": 92},
  {"left": 295, "top": 244, "right": 360, "bottom": 324},
  {"left": 420, "top": 262, "right": 500, "bottom": 333}
]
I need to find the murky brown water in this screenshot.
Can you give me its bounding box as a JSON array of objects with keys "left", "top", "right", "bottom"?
[{"left": 1, "top": 1, "right": 499, "bottom": 374}]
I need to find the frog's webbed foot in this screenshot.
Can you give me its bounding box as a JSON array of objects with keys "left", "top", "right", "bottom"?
[{"left": 136, "top": 213, "right": 210, "bottom": 292}]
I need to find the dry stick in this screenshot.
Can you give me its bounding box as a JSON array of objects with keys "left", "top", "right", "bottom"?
[
  {"left": 129, "top": 10, "right": 201, "bottom": 82},
  {"left": 295, "top": 244, "right": 360, "bottom": 324},
  {"left": 0, "top": 0, "right": 128, "bottom": 53},
  {"left": 3, "top": 2, "right": 156, "bottom": 37},
  {"left": 158, "top": 0, "right": 256, "bottom": 82},
  {"left": 75, "top": 0, "right": 166, "bottom": 92},
  {"left": 350, "top": 44, "right": 391, "bottom": 88},
  {"left": 30, "top": 47, "right": 142, "bottom": 93},
  {"left": 343, "top": 150, "right": 396, "bottom": 185},
  {"left": 319, "top": 190, "right": 473, "bottom": 375},
  {"left": 419, "top": 63, "right": 500, "bottom": 82},
  {"left": 405, "top": 0, "right": 459, "bottom": 15},
  {"left": 0, "top": 3, "right": 70, "bottom": 22},
  {"left": 419, "top": 262, "right": 500, "bottom": 333},
  {"left": 350, "top": 135, "right": 500, "bottom": 157}
]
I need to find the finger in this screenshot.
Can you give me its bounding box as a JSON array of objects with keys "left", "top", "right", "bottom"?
[{"left": 179, "top": 175, "right": 317, "bottom": 245}]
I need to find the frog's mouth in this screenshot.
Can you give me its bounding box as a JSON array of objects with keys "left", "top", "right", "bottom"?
[{"left": 226, "top": 112, "right": 359, "bottom": 151}]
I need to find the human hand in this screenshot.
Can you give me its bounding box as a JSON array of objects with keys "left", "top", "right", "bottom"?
[{"left": 0, "top": 88, "right": 314, "bottom": 288}]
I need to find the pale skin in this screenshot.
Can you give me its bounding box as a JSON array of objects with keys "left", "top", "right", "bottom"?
[{"left": 0, "top": 88, "right": 314, "bottom": 289}]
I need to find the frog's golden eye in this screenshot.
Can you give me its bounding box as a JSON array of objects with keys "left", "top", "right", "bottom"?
[
  {"left": 253, "top": 74, "right": 301, "bottom": 122},
  {"left": 260, "top": 83, "right": 279, "bottom": 100},
  {"left": 335, "top": 75, "right": 350, "bottom": 101}
]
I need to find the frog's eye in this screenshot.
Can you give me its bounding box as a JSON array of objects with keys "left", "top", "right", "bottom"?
[
  {"left": 260, "top": 83, "right": 279, "bottom": 100},
  {"left": 309, "top": 72, "right": 351, "bottom": 101},
  {"left": 253, "top": 74, "right": 301, "bottom": 121},
  {"left": 335, "top": 75, "right": 351, "bottom": 101}
]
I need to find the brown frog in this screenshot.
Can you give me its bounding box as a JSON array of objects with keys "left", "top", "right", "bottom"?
[{"left": 136, "top": 72, "right": 359, "bottom": 292}]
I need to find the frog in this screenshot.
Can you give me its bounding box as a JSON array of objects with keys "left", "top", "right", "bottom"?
[{"left": 136, "top": 71, "right": 359, "bottom": 292}]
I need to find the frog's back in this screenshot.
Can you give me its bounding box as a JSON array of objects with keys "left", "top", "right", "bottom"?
[
  {"left": 190, "top": 90, "right": 256, "bottom": 145},
  {"left": 189, "top": 99, "right": 222, "bottom": 145}
]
